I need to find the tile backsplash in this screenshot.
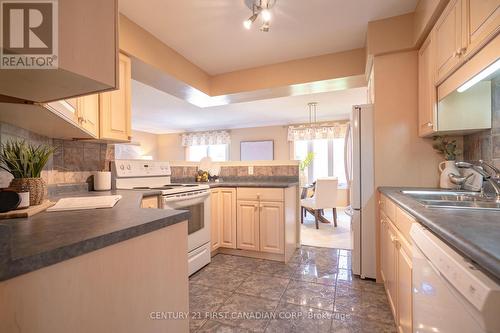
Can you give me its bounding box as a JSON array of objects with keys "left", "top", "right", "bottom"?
[
  {"left": 463, "top": 77, "right": 500, "bottom": 168},
  {"left": 0, "top": 122, "right": 113, "bottom": 188},
  {"left": 171, "top": 164, "right": 299, "bottom": 182}
]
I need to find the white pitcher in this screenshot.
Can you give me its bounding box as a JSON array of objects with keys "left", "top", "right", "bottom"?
[{"left": 439, "top": 160, "right": 461, "bottom": 189}]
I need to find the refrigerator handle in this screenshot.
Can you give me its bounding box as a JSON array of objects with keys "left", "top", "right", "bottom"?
[{"left": 344, "top": 124, "right": 351, "bottom": 184}]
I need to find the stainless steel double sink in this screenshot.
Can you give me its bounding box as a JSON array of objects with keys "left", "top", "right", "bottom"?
[{"left": 401, "top": 190, "right": 500, "bottom": 211}]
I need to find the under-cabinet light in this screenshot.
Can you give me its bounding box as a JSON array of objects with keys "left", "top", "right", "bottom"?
[{"left": 457, "top": 58, "right": 500, "bottom": 93}]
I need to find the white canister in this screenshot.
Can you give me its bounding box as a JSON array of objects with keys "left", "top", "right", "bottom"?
[
  {"left": 94, "top": 171, "right": 111, "bottom": 191},
  {"left": 17, "top": 191, "right": 30, "bottom": 209},
  {"left": 439, "top": 160, "right": 461, "bottom": 189}
]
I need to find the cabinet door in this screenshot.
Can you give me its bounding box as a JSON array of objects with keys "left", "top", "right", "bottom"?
[
  {"left": 464, "top": 0, "right": 500, "bottom": 57},
  {"left": 397, "top": 242, "right": 413, "bottom": 333},
  {"left": 386, "top": 222, "right": 398, "bottom": 319},
  {"left": 435, "top": 0, "right": 464, "bottom": 82},
  {"left": 418, "top": 33, "right": 437, "bottom": 137},
  {"left": 380, "top": 214, "right": 389, "bottom": 283},
  {"left": 99, "top": 53, "right": 131, "bottom": 142},
  {"left": 236, "top": 201, "right": 260, "bottom": 251},
  {"left": 210, "top": 190, "right": 221, "bottom": 251},
  {"left": 259, "top": 201, "right": 284, "bottom": 254},
  {"left": 220, "top": 188, "right": 237, "bottom": 249},
  {"left": 77, "top": 94, "right": 99, "bottom": 137}
]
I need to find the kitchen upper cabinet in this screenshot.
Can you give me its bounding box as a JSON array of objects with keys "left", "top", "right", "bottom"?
[
  {"left": 237, "top": 201, "right": 260, "bottom": 251},
  {"left": 0, "top": 0, "right": 118, "bottom": 103},
  {"left": 435, "top": 0, "right": 464, "bottom": 83},
  {"left": 99, "top": 53, "right": 132, "bottom": 142},
  {"left": 77, "top": 94, "right": 99, "bottom": 137},
  {"left": 418, "top": 33, "right": 437, "bottom": 137},
  {"left": 463, "top": 0, "right": 500, "bottom": 57},
  {"left": 211, "top": 190, "right": 222, "bottom": 251}
]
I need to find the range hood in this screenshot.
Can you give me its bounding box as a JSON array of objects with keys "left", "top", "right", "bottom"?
[{"left": 0, "top": 98, "right": 96, "bottom": 140}]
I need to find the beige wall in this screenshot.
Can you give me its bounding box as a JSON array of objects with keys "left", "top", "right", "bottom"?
[
  {"left": 229, "top": 125, "right": 291, "bottom": 161},
  {"left": 157, "top": 133, "right": 185, "bottom": 161},
  {"left": 155, "top": 125, "right": 292, "bottom": 162},
  {"left": 131, "top": 130, "right": 159, "bottom": 159},
  {"left": 373, "top": 51, "right": 442, "bottom": 188}
]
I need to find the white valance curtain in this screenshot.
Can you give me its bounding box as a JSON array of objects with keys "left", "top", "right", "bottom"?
[
  {"left": 181, "top": 130, "right": 231, "bottom": 146},
  {"left": 287, "top": 123, "right": 348, "bottom": 141}
]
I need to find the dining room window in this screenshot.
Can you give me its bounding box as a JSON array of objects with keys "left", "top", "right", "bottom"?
[
  {"left": 294, "top": 138, "right": 346, "bottom": 184},
  {"left": 187, "top": 144, "right": 229, "bottom": 162}
]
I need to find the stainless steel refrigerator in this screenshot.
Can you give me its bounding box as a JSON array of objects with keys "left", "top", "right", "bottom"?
[{"left": 345, "top": 104, "right": 376, "bottom": 279}]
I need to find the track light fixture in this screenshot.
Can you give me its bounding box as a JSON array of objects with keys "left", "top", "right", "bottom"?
[{"left": 242, "top": 0, "right": 276, "bottom": 32}]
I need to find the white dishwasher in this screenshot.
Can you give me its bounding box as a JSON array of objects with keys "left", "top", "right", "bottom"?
[{"left": 410, "top": 224, "right": 500, "bottom": 333}]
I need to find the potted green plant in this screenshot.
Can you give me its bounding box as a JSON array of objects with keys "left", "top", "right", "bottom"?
[
  {"left": 0, "top": 140, "right": 56, "bottom": 206},
  {"left": 299, "top": 152, "right": 314, "bottom": 187},
  {"left": 432, "top": 136, "right": 461, "bottom": 189}
]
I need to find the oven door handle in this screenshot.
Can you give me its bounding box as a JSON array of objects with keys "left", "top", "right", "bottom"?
[{"left": 163, "top": 191, "right": 210, "bottom": 203}]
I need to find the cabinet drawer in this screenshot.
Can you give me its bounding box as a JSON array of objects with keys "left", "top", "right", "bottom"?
[
  {"left": 380, "top": 194, "right": 396, "bottom": 222},
  {"left": 237, "top": 188, "right": 284, "bottom": 202},
  {"left": 141, "top": 196, "right": 159, "bottom": 209},
  {"left": 395, "top": 207, "right": 416, "bottom": 243}
]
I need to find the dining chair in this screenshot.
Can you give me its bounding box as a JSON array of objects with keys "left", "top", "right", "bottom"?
[{"left": 300, "top": 177, "right": 338, "bottom": 229}]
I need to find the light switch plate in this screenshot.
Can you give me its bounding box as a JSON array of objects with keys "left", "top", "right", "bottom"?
[{"left": 248, "top": 166, "right": 254, "bottom": 175}]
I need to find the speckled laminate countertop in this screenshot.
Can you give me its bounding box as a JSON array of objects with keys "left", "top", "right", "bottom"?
[
  {"left": 0, "top": 190, "right": 189, "bottom": 281},
  {"left": 379, "top": 187, "right": 500, "bottom": 282}
]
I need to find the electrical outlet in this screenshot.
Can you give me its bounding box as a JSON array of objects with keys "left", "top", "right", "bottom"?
[{"left": 248, "top": 166, "right": 254, "bottom": 175}]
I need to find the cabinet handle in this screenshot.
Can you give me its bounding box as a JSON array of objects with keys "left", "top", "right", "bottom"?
[
  {"left": 459, "top": 47, "right": 467, "bottom": 56},
  {"left": 426, "top": 122, "right": 433, "bottom": 127},
  {"left": 390, "top": 235, "right": 399, "bottom": 245}
]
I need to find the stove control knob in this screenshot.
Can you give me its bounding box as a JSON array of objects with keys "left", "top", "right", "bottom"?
[
  {"left": 126, "top": 164, "right": 131, "bottom": 170},
  {"left": 119, "top": 164, "right": 125, "bottom": 170}
]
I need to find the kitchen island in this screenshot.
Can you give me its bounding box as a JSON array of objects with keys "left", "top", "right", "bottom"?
[
  {"left": 0, "top": 189, "right": 190, "bottom": 333},
  {"left": 202, "top": 179, "right": 300, "bottom": 263}
]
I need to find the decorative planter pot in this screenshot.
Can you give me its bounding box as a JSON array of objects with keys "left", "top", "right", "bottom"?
[{"left": 9, "top": 178, "right": 47, "bottom": 206}]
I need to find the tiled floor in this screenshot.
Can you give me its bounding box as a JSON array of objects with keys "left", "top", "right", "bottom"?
[{"left": 189, "top": 246, "right": 396, "bottom": 332}]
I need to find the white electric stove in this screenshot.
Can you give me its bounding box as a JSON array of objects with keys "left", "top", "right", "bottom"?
[{"left": 111, "top": 160, "right": 211, "bottom": 275}]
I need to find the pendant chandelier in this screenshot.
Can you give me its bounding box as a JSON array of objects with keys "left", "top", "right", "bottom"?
[
  {"left": 243, "top": 0, "right": 277, "bottom": 32},
  {"left": 287, "top": 102, "right": 348, "bottom": 141}
]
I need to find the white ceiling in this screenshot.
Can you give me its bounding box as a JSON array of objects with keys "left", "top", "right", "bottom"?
[
  {"left": 131, "top": 80, "right": 367, "bottom": 134},
  {"left": 119, "top": 0, "right": 417, "bottom": 75}
]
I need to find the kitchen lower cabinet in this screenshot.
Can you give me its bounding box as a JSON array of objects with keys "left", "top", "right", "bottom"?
[
  {"left": 259, "top": 201, "right": 284, "bottom": 254},
  {"left": 381, "top": 214, "right": 398, "bottom": 318},
  {"left": 210, "top": 190, "right": 221, "bottom": 251},
  {"left": 212, "top": 186, "right": 297, "bottom": 262},
  {"left": 236, "top": 200, "right": 260, "bottom": 251},
  {"left": 210, "top": 188, "right": 237, "bottom": 251},
  {"left": 141, "top": 196, "right": 159, "bottom": 209},
  {"left": 397, "top": 239, "right": 413, "bottom": 333},
  {"left": 379, "top": 193, "right": 416, "bottom": 333}
]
